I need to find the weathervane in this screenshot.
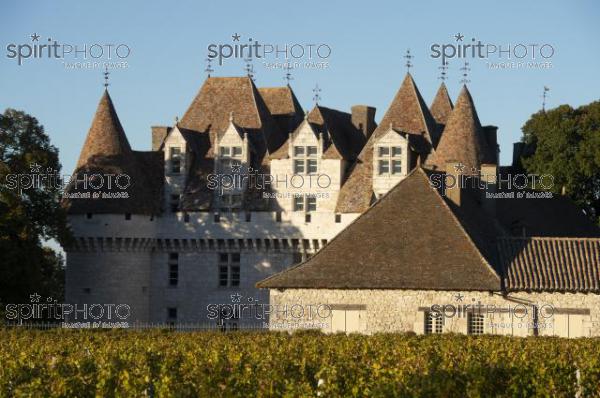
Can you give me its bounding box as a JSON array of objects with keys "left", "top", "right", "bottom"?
[
  {"left": 284, "top": 63, "right": 293, "bottom": 86},
  {"left": 205, "top": 57, "right": 214, "bottom": 77},
  {"left": 438, "top": 60, "right": 449, "bottom": 81},
  {"left": 542, "top": 86, "right": 550, "bottom": 111},
  {"left": 459, "top": 61, "right": 470, "bottom": 85},
  {"left": 404, "top": 49, "right": 413, "bottom": 72},
  {"left": 312, "top": 83, "right": 322, "bottom": 104},
  {"left": 244, "top": 57, "right": 255, "bottom": 81},
  {"left": 103, "top": 66, "right": 110, "bottom": 89}
]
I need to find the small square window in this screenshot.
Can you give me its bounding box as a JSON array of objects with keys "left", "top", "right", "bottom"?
[
  {"left": 294, "top": 146, "right": 305, "bottom": 156},
  {"left": 125, "top": 213, "right": 131, "bottom": 220},
  {"left": 232, "top": 146, "right": 242, "bottom": 157},
  {"left": 378, "top": 160, "right": 389, "bottom": 175},
  {"left": 86, "top": 213, "right": 93, "bottom": 219},
  {"left": 305, "top": 213, "right": 311, "bottom": 223},
  {"left": 293, "top": 196, "right": 304, "bottom": 211},
  {"left": 335, "top": 214, "right": 342, "bottom": 223},
  {"left": 378, "top": 147, "right": 390, "bottom": 157},
  {"left": 307, "top": 146, "right": 318, "bottom": 157},
  {"left": 220, "top": 147, "right": 231, "bottom": 157},
  {"left": 167, "top": 307, "right": 177, "bottom": 320},
  {"left": 275, "top": 211, "right": 282, "bottom": 222},
  {"left": 306, "top": 196, "right": 317, "bottom": 212},
  {"left": 392, "top": 146, "right": 402, "bottom": 157},
  {"left": 307, "top": 159, "right": 318, "bottom": 174},
  {"left": 83, "top": 288, "right": 91, "bottom": 294},
  {"left": 468, "top": 313, "right": 485, "bottom": 335},
  {"left": 293, "top": 159, "right": 305, "bottom": 174}
]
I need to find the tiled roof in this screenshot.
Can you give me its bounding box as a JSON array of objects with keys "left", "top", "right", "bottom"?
[
  {"left": 336, "top": 73, "right": 437, "bottom": 213},
  {"left": 430, "top": 83, "right": 454, "bottom": 125},
  {"left": 76, "top": 90, "right": 132, "bottom": 168},
  {"left": 179, "top": 77, "right": 286, "bottom": 211},
  {"left": 258, "top": 86, "right": 302, "bottom": 116},
  {"left": 64, "top": 90, "right": 163, "bottom": 215},
  {"left": 258, "top": 85, "right": 304, "bottom": 138},
  {"left": 428, "top": 85, "right": 492, "bottom": 173},
  {"left": 258, "top": 168, "right": 501, "bottom": 290},
  {"left": 498, "top": 237, "right": 600, "bottom": 293},
  {"left": 270, "top": 105, "right": 367, "bottom": 161}
]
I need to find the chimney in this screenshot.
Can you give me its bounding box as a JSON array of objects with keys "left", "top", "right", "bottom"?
[
  {"left": 512, "top": 142, "right": 525, "bottom": 169},
  {"left": 351, "top": 105, "right": 376, "bottom": 140},
  {"left": 445, "top": 161, "right": 463, "bottom": 207},
  {"left": 152, "top": 126, "right": 171, "bottom": 151},
  {"left": 480, "top": 163, "right": 497, "bottom": 216}
]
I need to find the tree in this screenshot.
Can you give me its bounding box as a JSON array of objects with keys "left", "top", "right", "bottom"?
[
  {"left": 520, "top": 101, "right": 600, "bottom": 225},
  {"left": 0, "top": 109, "right": 71, "bottom": 310}
]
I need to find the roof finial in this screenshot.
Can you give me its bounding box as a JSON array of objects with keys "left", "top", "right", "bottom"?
[
  {"left": 284, "top": 63, "right": 293, "bottom": 86},
  {"left": 438, "top": 60, "right": 449, "bottom": 81},
  {"left": 205, "top": 57, "right": 214, "bottom": 78},
  {"left": 459, "top": 61, "right": 471, "bottom": 85},
  {"left": 244, "top": 57, "right": 255, "bottom": 81},
  {"left": 174, "top": 116, "right": 179, "bottom": 126},
  {"left": 103, "top": 65, "right": 110, "bottom": 89},
  {"left": 229, "top": 111, "right": 234, "bottom": 123},
  {"left": 312, "top": 83, "right": 322, "bottom": 104},
  {"left": 404, "top": 49, "right": 413, "bottom": 72},
  {"left": 542, "top": 86, "right": 550, "bottom": 112}
]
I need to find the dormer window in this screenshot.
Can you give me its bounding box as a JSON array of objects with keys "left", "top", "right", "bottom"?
[
  {"left": 170, "top": 147, "right": 182, "bottom": 174},
  {"left": 293, "top": 145, "right": 318, "bottom": 174},
  {"left": 376, "top": 145, "right": 403, "bottom": 176},
  {"left": 219, "top": 146, "right": 243, "bottom": 172}
]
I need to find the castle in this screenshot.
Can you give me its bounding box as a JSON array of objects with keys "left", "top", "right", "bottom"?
[{"left": 64, "top": 72, "right": 600, "bottom": 336}]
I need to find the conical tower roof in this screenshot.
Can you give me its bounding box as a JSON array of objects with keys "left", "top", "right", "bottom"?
[
  {"left": 429, "top": 85, "right": 490, "bottom": 173},
  {"left": 430, "top": 82, "right": 454, "bottom": 125},
  {"left": 76, "top": 90, "right": 132, "bottom": 168},
  {"left": 336, "top": 73, "right": 437, "bottom": 212}
]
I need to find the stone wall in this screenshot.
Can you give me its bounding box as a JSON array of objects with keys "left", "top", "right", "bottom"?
[{"left": 268, "top": 288, "right": 600, "bottom": 338}]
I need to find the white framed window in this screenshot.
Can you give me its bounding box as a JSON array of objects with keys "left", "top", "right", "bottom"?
[
  {"left": 219, "top": 146, "right": 243, "bottom": 172},
  {"left": 468, "top": 312, "right": 485, "bottom": 335},
  {"left": 293, "top": 195, "right": 317, "bottom": 212},
  {"left": 376, "top": 145, "right": 403, "bottom": 176},
  {"left": 218, "top": 253, "right": 240, "bottom": 287},
  {"left": 293, "top": 145, "right": 318, "bottom": 174},
  {"left": 424, "top": 311, "right": 444, "bottom": 334}
]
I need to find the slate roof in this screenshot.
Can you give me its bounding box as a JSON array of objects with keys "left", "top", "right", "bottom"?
[{"left": 258, "top": 168, "right": 502, "bottom": 290}]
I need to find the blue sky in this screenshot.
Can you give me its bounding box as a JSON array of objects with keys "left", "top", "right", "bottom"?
[{"left": 1, "top": 0, "right": 599, "bottom": 174}]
